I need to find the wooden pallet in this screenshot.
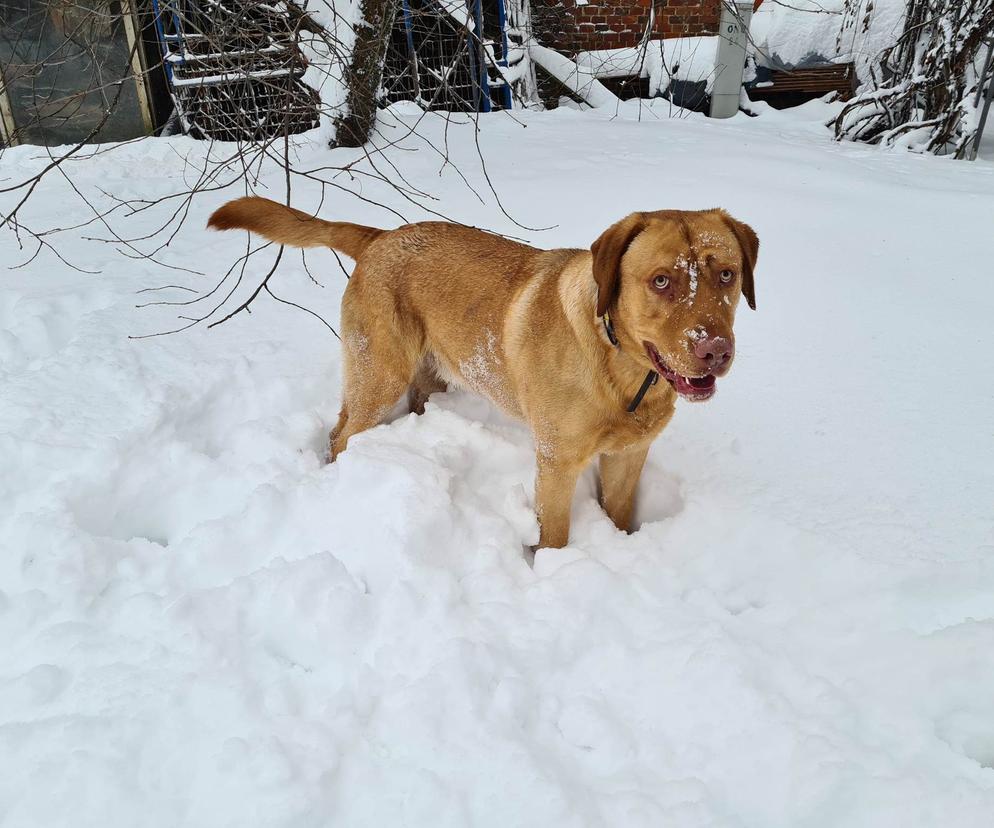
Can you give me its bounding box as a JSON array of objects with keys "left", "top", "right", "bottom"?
[{"left": 749, "top": 63, "right": 857, "bottom": 103}]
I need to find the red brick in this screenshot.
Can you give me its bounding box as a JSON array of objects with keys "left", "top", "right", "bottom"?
[{"left": 539, "top": 0, "right": 720, "bottom": 54}]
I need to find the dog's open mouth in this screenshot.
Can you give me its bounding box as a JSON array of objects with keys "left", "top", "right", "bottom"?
[{"left": 644, "top": 342, "right": 717, "bottom": 402}]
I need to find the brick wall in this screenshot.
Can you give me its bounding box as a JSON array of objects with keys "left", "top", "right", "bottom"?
[{"left": 534, "top": 0, "right": 723, "bottom": 55}]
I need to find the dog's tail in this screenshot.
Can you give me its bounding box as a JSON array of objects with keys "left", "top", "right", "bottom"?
[{"left": 207, "top": 196, "right": 384, "bottom": 260}]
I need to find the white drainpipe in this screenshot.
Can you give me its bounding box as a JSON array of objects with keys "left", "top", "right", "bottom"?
[{"left": 709, "top": 2, "right": 754, "bottom": 119}]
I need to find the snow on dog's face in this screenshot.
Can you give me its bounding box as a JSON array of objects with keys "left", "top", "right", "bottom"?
[{"left": 591, "top": 209, "right": 758, "bottom": 402}]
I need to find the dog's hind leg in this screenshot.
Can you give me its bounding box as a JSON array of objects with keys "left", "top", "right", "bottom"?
[
  {"left": 329, "top": 348, "right": 413, "bottom": 461},
  {"left": 407, "top": 355, "right": 447, "bottom": 415},
  {"left": 327, "top": 402, "right": 350, "bottom": 461},
  {"left": 328, "top": 311, "right": 422, "bottom": 461}
]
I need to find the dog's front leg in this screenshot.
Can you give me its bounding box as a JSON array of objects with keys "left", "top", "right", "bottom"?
[
  {"left": 599, "top": 444, "right": 650, "bottom": 533},
  {"left": 534, "top": 454, "right": 584, "bottom": 549}
]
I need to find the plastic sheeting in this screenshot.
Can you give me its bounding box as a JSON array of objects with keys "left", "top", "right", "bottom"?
[{"left": 0, "top": 0, "right": 150, "bottom": 146}]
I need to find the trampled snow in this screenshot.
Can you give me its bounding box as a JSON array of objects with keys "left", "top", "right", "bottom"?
[{"left": 2, "top": 100, "right": 994, "bottom": 826}]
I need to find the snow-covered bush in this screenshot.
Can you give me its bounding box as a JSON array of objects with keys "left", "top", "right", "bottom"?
[{"left": 833, "top": 0, "right": 994, "bottom": 157}]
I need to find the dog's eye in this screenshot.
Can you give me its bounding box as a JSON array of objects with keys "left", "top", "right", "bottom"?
[
  {"left": 653, "top": 275, "right": 670, "bottom": 290},
  {"left": 719, "top": 270, "right": 735, "bottom": 284}
]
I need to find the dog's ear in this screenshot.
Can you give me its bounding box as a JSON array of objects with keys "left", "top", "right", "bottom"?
[
  {"left": 721, "top": 214, "right": 759, "bottom": 310},
  {"left": 591, "top": 213, "right": 645, "bottom": 318}
]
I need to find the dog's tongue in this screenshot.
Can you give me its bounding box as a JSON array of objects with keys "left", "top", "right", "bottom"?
[
  {"left": 644, "top": 342, "right": 717, "bottom": 401},
  {"left": 672, "top": 372, "right": 716, "bottom": 400}
]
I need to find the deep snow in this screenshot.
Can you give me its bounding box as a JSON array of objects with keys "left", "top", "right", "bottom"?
[{"left": 2, "top": 101, "right": 994, "bottom": 827}]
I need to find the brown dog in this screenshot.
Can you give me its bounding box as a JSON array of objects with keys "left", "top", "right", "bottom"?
[{"left": 208, "top": 198, "right": 758, "bottom": 548}]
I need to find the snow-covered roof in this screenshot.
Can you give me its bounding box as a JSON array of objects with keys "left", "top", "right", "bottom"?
[
  {"left": 576, "top": 36, "right": 720, "bottom": 95},
  {"left": 750, "top": 0, "right": 907, "bottom": 81}
]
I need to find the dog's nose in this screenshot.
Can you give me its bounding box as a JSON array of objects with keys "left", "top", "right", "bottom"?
[{"left": 693, "top": 336, "right": 734, "bottom": 372}]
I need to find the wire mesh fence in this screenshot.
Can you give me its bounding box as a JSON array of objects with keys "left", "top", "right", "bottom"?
[
  {"left": 0, "top": 0, "right": 522, "bottom": 149},
  {"left": 151, "top": 0, "right": 321, "bottom": 141},
  {"left": 381, "top": 0, "right": 516, "bottom": 112}
]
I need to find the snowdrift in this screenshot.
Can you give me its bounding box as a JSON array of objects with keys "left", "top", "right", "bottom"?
[{"left": 2, "top": 101, "right": 994, "bottom": 826}]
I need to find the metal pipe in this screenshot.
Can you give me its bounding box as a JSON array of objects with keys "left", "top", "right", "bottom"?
[
  {"left": 709, "top": 2, "right": 754, "bottom": 119},
  {"left": 401, "top": 0, "right": 421, "bottom": 101},
  {"left": 494, "top": 0, "right": 513, "bottom": 109},
  {"left": 969, "top": 39, "right": 994, "bottom": 161},
  {"left": 470, "top": 0, "right": 493, "bottom": 112}
]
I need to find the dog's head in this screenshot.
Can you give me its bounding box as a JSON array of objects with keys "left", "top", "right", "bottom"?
[{"left": 591, "top": 209, "right": 758, "bottom": 402}]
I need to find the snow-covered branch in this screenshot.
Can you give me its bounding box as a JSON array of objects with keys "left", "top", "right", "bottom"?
[{"left": 833, "top": 0, "right": 994, "bottom": 157}]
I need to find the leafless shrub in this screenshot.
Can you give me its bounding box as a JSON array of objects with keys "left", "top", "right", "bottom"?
[
  {"left": 833, "top": 0, "right": 994, "bottom": 157},
  {"left": 0, "top": 0, "right": 537, "bottom": 337}
]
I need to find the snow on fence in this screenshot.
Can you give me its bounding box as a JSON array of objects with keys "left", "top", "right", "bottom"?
[{"left": 526, "top": 41, "right": 619, "bottom": 108}]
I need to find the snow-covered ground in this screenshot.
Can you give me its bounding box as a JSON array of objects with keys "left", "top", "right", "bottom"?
[{"left": 2, "top": 101, "right": 994, "bottom": 827}]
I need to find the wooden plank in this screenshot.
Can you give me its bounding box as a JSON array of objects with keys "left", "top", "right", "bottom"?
[
  {"left": 749, "top": 63, "right": 856, "bottom": 102},
  {"left": 120, "top": 0, "right": 154, "bottom": 135},
  {"left": 0, "top": 74, "right": 15, "bottom": 146}
]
